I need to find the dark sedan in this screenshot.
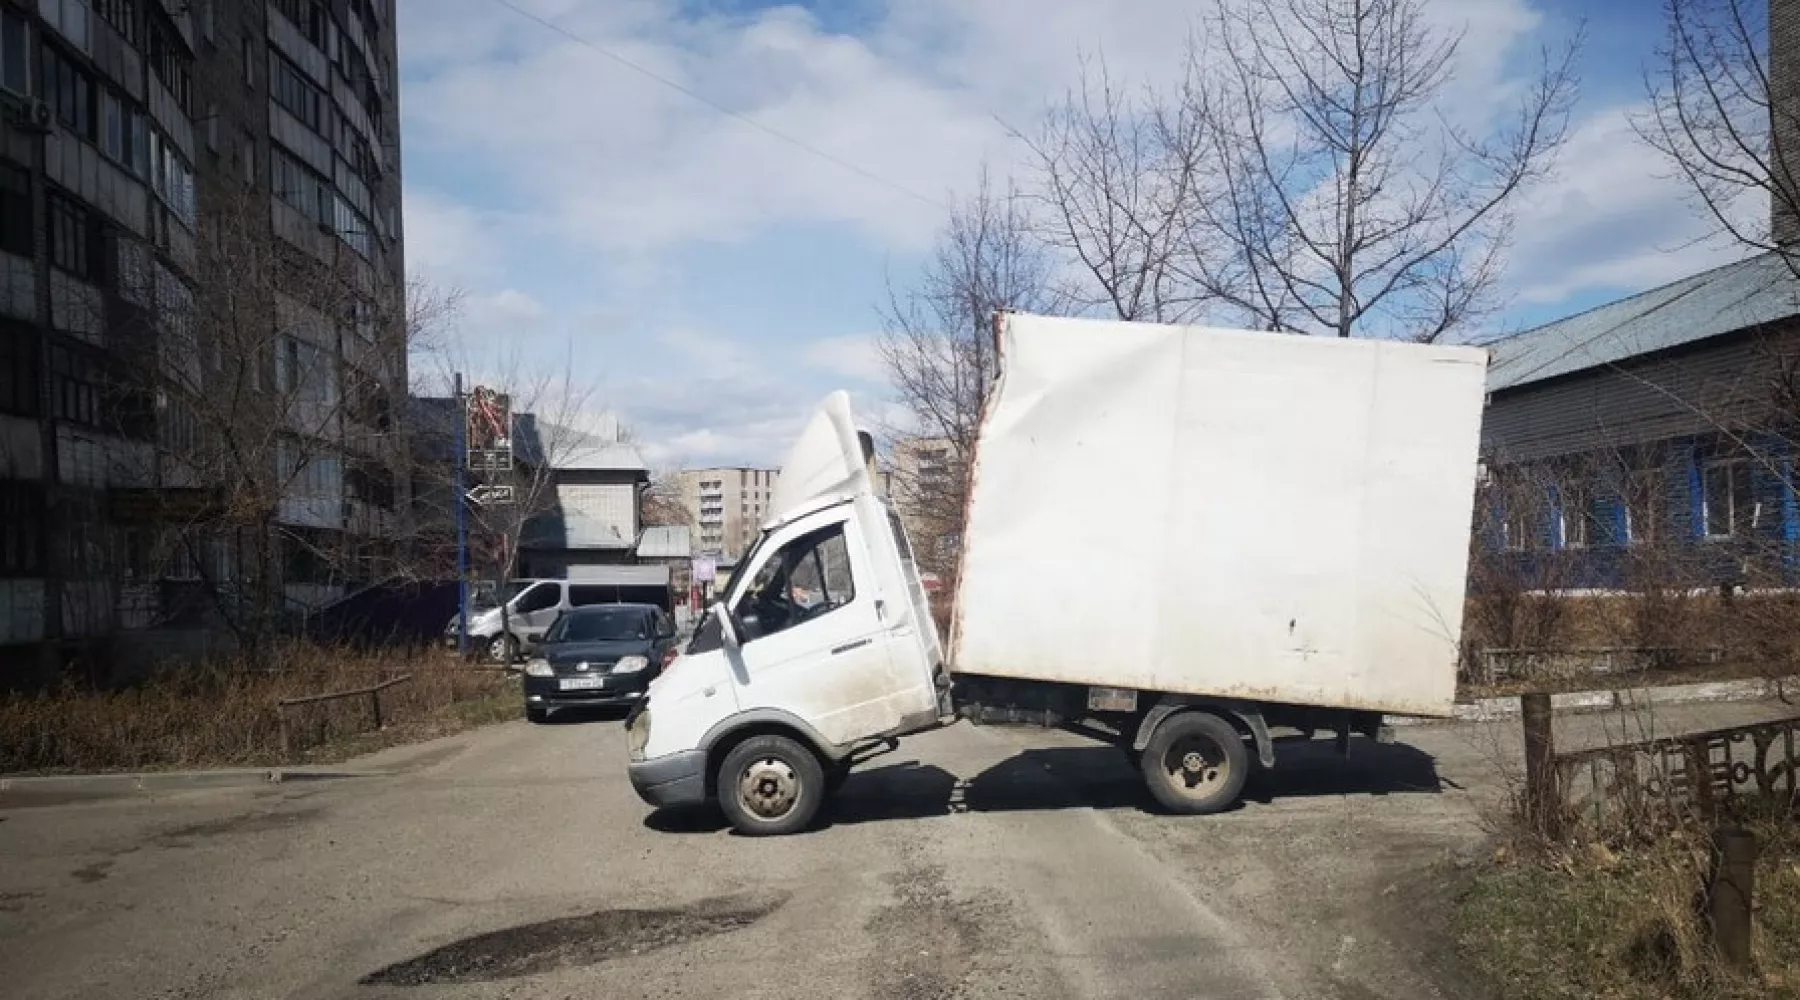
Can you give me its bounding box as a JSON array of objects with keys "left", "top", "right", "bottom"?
[{"left": 520, "top": 604, "right": 679, "bottom": 722}]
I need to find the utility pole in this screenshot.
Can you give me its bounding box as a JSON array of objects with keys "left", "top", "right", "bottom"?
[{"left": 453, "top": 372, "right": 468, "bottom": 656}]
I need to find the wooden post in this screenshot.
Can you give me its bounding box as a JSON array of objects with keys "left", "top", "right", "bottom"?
[
  {"left": 277, "top": 705, "right": 290, "bottom": 758},
  {"left": 370, "top": 689, "right": 383, "bottom": 730},
  {"left": 1708, "top": 827, "right": 1758, "bottom": 972},
  {"left": 1521, "top": 693, "right": 1560, "bottom": 839}
]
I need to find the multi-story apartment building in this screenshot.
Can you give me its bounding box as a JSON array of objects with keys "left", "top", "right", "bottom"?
[
  {"left": 678, "top": 467, "right": 779, "bottom": 564},
  {"left": 0, "top": 1, "right": 405, "bottom": 679},
  {"left": 885, "top": 436, "right": 961, "bottom": 573}
]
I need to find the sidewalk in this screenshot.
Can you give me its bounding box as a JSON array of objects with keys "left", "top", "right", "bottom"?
[
  {"left": 0, "top": 730, "right": 477, "bottom": 808},
  {"left": 1392, "top": 673, "right": 1797, "bottom": 725}
]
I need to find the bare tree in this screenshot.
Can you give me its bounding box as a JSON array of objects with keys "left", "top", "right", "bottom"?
[
  {"left": 640, "top": 466, "right": 694, "bottom": 529},
  {"left": 1025, "top": 57, "right": 1209, "bottom": 322},
  {"left": 94, "top": 183, "right": 427, "bottom": 661},
  {"left": 877, "top": 168, "right": 1058, "bottom": 567},
  {"left": 409, "top": 345, "right": 612, "bottom": 661},
  {"left": 1639, "top": 0, "right": 1800, "bottom": 268},
  {"left": 1184, "top": 0, "right": 1581, "bottom": 341}
]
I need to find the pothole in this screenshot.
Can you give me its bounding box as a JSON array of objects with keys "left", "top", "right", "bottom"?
[{"left": 360, "top": 890, "right": 789, "bottom": 986}]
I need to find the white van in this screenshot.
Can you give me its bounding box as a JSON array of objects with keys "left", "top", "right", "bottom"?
[
  {"left": 451, "top": 568, "right": 672, "bottom": 662},
  {"left": 627, "top": 314, "right": 1487, "bottom": 836},
  {"left": 625, "top": 394, "right": 947, "bottom": 829}
]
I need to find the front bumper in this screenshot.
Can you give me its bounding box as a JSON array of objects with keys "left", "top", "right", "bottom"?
[
  {"left": 628, "top": 750, "right": 708, "bottom": 808},
  {"left": 523, "top": 673, "right": 649, "bottom": 708}
]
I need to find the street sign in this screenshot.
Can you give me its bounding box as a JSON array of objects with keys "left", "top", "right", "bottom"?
[
  {"left": 692, "top": 556, "right": 716, "bottom": 583},
  {"left": 465, "top": 386, "right": 514, "bottom": 472},
  {"left": 466, "top": 484, "right": 515, "bottom": 506}
]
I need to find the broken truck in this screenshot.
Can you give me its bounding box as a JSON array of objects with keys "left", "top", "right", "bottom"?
[{"left": 626, "top": 312, "right": 1489, "bottom": 836}]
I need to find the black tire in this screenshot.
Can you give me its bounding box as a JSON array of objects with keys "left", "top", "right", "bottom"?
[
  {"left": 1139, "top": 711, "right": 1249, "bottom": 815},
  {"left": 525, "top": 705, "right": 549, "bottom": 724},
  {"left": 487, "top": 634, "right": 517, "bottom": 664},
  {"left": 716, "top": 735, "right": 825, "bottom": 837}
]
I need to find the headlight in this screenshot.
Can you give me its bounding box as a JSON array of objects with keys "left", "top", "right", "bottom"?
[
  {"left": 613, "top": 655, "right": 649, "bottom": 674},
  {"left": 523, "top": 658, "right": 553, "bottom": 677}
]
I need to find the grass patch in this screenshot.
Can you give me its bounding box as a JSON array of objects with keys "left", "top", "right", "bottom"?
[
  {"left": 0, "top": 643, "right": 521, "bottom": 773},
  {"left": 1458, "top": 820, "right": 1800, "bottom": 1000}
]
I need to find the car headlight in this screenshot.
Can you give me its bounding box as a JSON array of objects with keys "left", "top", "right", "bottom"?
[
  {"left": 613, "top": 654, "right": 649, "bottom": 674},
  {"left": 523, "top": 658, "right": 554, "bottom": 677}
]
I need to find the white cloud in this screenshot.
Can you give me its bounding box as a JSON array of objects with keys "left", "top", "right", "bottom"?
[
  {"left": 800, "top": 334, "right": 887, "bottom": 384},
  {"left": 1505, "top": 105, "right": 1759, "bottom": 310},
  {"left": 399, "top": 0, "right": 1744, "bottom": 462}
]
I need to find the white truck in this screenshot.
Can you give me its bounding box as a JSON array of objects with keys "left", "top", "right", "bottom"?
[{"left": 626, "top": 313, "right": 1488, "bottom": 836}]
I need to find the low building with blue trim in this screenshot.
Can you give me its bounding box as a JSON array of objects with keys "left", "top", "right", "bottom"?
[{"left": 1480, "top": 251, "right": 1800, "bottom": 590}]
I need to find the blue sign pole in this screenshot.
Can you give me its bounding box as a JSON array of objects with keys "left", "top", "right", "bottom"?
[{"left": 454, "top": 372, "right": 469, "bottom": 656}]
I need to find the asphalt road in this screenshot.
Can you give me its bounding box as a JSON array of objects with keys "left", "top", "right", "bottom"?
[{"left": 2, "top": 698, "right": 1794, "bottom": 1000}]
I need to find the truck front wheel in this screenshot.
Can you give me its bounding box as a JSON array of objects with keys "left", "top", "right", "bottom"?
[
  {"left": 1139, "top": 711, "right": 1249, "bottom": 815},
  {"left": 717, "top": 735, "right": 826, "bottom": 836}
]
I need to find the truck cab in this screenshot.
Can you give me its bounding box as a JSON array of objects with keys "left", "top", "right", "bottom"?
[{"left": 626, "top": 392, "right": 948, "bottom": 833}]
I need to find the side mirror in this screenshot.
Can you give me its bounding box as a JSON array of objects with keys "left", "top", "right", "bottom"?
[
  {"left": 525, "top": 632, "right": 545, "bottom": 644},
  {"left": 713, "top": 602, "right": 740, "bottom": 650}
]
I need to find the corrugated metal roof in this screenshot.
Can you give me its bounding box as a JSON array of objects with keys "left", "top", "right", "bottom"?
[{"left": 1487, "top": 252, "right": 1800, "bottom": 392}]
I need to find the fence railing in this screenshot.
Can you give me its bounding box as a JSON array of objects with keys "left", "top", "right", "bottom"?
[
  {"left": 1465, "top": 645, "right": 1724, "bottom": 687},
  {"left": 276, "top": 674, "right": 413, "bottom": 757}
]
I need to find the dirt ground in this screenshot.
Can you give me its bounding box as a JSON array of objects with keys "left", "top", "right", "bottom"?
[{"left": 2, "top": 698, "right": 1794, "bottom": 999}]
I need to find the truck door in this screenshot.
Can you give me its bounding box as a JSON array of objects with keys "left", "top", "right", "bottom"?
[{"left": 729, "top": 509, "right": 900, "bottom": 747}]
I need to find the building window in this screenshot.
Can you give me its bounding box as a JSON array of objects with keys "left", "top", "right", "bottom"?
[
  {"left": 0, "top": 162, "right": 29, "bottom": 259},
  {"left": 0, "top": 324, "right": 36, "bottom": 416},
  {"left": 1557, "top": 483, "right": 1593, "bottom": 549},
  {"left": 0, "top": 8, "right": 28, "bottom": 96},
  {"left": 94, "top": 1, "right": 142, "bottom": 48},
  {"left": 271, "top": 145, "right": 328, "bottom": 224},
  {"left": 242, "top": 37, "right": 256, "bottom": 88},
  {"left": 41, "top": 45, "right": 95, "bottom": 140},
  {"left": 146, "top": 18, "right": 193, "bottom": 115},
  {"left": 99, "top": 91, "right": 145, "bottom": 169},
  {"left": 270, "top": 54, "right": 324, "bottom": 133},
  {"left": 0, "top": 480, "right": 44, "bottom": 577},
  {"left": 48, "top": 194, "right": 93, "bottom": 279},
  {"left": 149, "top": 131, "right": 196, "bottom": 227},
  {"left": 50, "top": 343, "right": 103, "bottom": 427},
  {"left": 1703, "top": 459, "right": 1757, "bottom": 539},
  {"left": 275, "top": 336, "right": 335, "bottom": 403},
  {"left": 273, "top": 0, "right": 329, "bottom": 49}
]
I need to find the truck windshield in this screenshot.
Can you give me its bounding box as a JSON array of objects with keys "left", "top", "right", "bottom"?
[{"left": 548, "top": 608, "right": 649, "bottom": 643}]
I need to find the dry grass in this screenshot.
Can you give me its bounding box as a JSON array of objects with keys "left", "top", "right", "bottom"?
[
  {"left": 1458, "top": 811, "right": 1800, "bottom": 1000},
  {"left": 0, "top": 643, "right": 519, "bottom": 773}
]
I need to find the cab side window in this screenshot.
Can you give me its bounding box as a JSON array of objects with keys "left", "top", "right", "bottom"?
[{"left": 735, "top": 522, "right": 856, "bottom": 641}]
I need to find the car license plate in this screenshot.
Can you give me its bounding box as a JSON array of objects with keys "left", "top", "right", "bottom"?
[{"left": 559, "top": 676, "right": 605, "bottom": 691}]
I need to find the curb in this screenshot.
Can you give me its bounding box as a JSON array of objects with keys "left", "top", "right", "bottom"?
[
  {"left": 1389, "top": 675, "right": 1797, "bottom": 727},
  {"left": 0, "top": 767, "right": 381, "bottom": 807}
]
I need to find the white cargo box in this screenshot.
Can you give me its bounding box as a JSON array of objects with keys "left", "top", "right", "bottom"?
[{"left": 948, "top": 314, "right": 1488, "bottom": 718}]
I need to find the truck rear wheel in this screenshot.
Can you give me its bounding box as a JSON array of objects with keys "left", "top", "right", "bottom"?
[
  {"left": 717, "top": 735, "right": 825, "bottom": 836},
  {"left": 1139, "top": 711, "right": 1249, "bottom": 815}
]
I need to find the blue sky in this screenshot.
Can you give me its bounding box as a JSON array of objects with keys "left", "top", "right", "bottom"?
[{"left": 396, "top": 0, "right": 1760, "bottom": 467}]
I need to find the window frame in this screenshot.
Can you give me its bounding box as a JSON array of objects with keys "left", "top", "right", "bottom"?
[
  {"left": 731, "top": 519, "right": 858, "bottom": 642},
  {"left": 1702, "top": 458, "right": 1756, "bottom": 541}
]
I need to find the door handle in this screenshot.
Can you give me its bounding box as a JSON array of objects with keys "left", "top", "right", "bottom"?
[
  {"left": 875, "top": 599, "right": 885, "bottom": 621},
  {"left": 831, "top": 638, "right": 872, "bottom": 655}
]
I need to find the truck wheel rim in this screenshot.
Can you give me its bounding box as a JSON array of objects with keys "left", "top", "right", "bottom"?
[
  {"left": 738, "top": 757, "right": 800, "bottom": 819},
  {"left": 1162, "top": 735, "right": 1229, "bottom": 797}
]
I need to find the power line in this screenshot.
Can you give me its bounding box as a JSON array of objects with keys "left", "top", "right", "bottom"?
[{"left": 484, "top": 0, "right": 950, "bottom": 212}]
